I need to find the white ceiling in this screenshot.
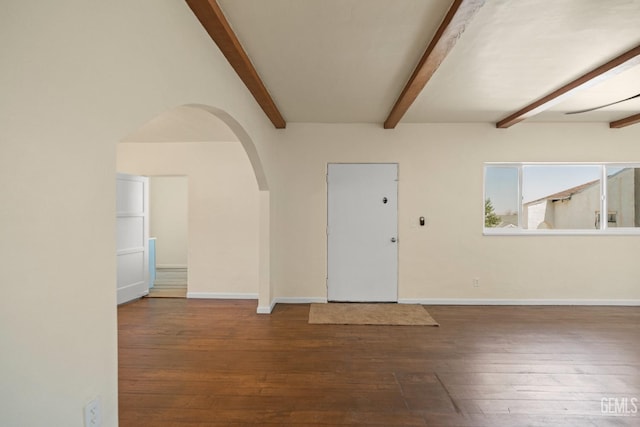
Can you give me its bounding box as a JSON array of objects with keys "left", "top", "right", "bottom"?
[{"left": 216, "top": 0, "right": 640, "bottom": 125}]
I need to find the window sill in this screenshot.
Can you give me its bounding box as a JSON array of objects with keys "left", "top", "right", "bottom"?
[{"left": 483, "top": 228, "right": 640, "bottom": 236}]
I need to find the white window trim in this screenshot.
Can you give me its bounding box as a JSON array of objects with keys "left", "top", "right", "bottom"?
[{"left": 483, "top": 162, "right": 640, "bottom": 236}]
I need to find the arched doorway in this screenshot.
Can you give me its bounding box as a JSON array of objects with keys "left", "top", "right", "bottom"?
[{"left": 117, "top": 104, "right": 272, "bottom": 313}]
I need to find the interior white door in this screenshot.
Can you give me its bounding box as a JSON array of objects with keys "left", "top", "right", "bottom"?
[
  {"left": 116, "top": 173, "right": 149, "bottom": 304},
  {"left": 327, "top": 163, "right": 398, "bottom": 302}
]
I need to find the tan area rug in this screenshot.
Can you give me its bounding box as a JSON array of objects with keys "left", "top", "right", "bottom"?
[
  {"left": 309, "top": 303, "right": 439, "bottom": 326},
  {"left": 146, "top": 288, "right": 187, "bottom": 298}
]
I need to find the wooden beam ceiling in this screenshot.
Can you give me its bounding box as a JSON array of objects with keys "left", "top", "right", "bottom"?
[
  {"left": 185, "top": 0, "right": 286, "bottom": 129},
  {"left": 497, "top": 44, "right": 640, "bottom": 129},
  {"left": 383, "top": 0, "right": 485, "bottom": 129},
  {"left": 610, "top": 112, "right": 640, "bottom": 129}
]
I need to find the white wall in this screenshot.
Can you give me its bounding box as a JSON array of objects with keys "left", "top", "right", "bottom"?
[
  {"left": 268, "top": 123, "right": 640, "bottom": 302},
  {"left": 118, "top": 142, "right": 260, "bottom": 297},
  {"left": 607, "top": 168, "right": 638, "bottom": 227},
  {"left": 552, "top": 182, "right": 600, "bottom": 229},
  {"left": 150, "top": 176, "right": 189, "bottom": 268},
  {"left": 525, "top": 200, "right": 548, "bottom": 229},
  {"left": 0, "top": 1, "right": 277, "bottom": 426}
]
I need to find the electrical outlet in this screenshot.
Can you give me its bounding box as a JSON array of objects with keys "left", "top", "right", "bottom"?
[
  {"left": 473, "top": 278, "right": 479, "bottom": 287},
  {"left": 84, "top": 397, "right": 101, "bottom": 427}
]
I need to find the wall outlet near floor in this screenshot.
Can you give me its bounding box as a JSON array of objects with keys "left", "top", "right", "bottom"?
[
  {"left": 473, "top": 278, "right": 479, "bottom": 287},
  {"left": 84, "top": 397, "right": 101, "bottom": 427}
]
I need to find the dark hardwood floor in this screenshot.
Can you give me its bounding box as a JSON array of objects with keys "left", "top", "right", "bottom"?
[{"left": 118, "top": 299, "right": 640, "bottom": 426}]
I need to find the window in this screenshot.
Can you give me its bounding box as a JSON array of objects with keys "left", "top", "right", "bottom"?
[
  {"left": 484, "top": 166, "right": 518, "bottom": 229},
  {"left": 595, "top": 211, "right": 617, "bottom": 228},
  {"left": 484, "top": 163, "right": 640, "bottom": 235}
]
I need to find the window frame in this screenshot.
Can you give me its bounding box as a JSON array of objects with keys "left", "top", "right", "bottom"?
[{"left": 483, "top": 162, "right": 640, "bottom": 236}]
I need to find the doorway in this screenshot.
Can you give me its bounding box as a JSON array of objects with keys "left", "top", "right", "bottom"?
[
  {"left": 148, "top": 176, "right": 188, "bottom": 298},
  {"left": 327, "top": 163, "right": 398, "bottom": 302},
  {"left": 116, "top": 104, "right": 272, "bottom": 312}
]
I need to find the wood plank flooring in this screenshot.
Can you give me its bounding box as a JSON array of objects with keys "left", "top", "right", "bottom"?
[{"left": 118, "top": 299, "right": 640, "bottom": 426}]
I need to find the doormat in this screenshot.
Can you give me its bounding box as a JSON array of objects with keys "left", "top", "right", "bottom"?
[{"left": 308, "top": 303, "right": 439, "bottom": 326}]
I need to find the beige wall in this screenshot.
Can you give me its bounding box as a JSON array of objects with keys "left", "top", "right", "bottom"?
[
  {"left": 118, "top": 142, "right": 260, "bottom": 296},
  {"left": 1, "top": 1, "right": 277, "bottom": 426},
  {"left": 150, "top": 176, "right": 189, "bottom": 268},
  {"left": 268, "top": 123, "right": 640, "bottom": 302}
]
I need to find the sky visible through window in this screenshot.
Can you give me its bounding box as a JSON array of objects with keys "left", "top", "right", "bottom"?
[
  {"left": 485, "top": 167, "right": 518, "bottom": 214},
  {"left": 485, "top": 165, "right": 602, "bottom": 215},
  {"left": 522, "top": 166, "right": 600, "bottom": 204}
]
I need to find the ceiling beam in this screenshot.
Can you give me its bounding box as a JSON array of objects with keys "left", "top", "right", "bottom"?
[
  {"left": 384, "top": 0, "right": 485, "bottom": 129},
  {"left": 185, "top": 0, "right": 286, "bottom": 129},
  {"left": 497, "top": 44, "right": 640, "bottom": 129},
  {"left": 610, "top": 112, "right": 640, "bottom": 129}
]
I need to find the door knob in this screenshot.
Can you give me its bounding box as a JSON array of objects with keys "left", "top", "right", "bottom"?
[{"left": 390, "top": 237, "right": 397, "bottom": 243}]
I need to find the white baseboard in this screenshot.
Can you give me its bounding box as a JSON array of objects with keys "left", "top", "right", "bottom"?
[
  {"left": 256, "top": 303, "right": 275, "bottom": 314},
  {"left": 274, "top": 297, "right": 328, "bottom": 304},
  {"left": 184, "top": 295, "right": 326, "bottom": 314},
  {"left": 256, "top": 296, "right": 328, "bottom": 315},
  {"left": 398, "top": 298, "right": 640, "bottom": 306},
  {"left": 187, "top": 292, "right": 258, "bottom": 300},
  {"left": 261, "top": 297, "right": 640, "bottom": 307},
  {"left": 254, "top": 297, "right": 640, "bottom": 315}
]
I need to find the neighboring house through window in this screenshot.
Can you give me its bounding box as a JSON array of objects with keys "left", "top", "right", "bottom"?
[{"left": 484, "top": 164, "right": 640, "bottom": 235}]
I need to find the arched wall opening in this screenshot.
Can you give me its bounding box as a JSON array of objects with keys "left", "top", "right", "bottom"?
[{"left": 117, "top": 104, "right": 272, "bottom": 312}]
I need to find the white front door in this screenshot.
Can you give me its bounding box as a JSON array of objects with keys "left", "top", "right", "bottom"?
[
  {"left": 327, "top": 163, "right": 398, "bottom": 302},
  {"left": 116, "top": 173, "right": 149, "bottom": 304}
]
